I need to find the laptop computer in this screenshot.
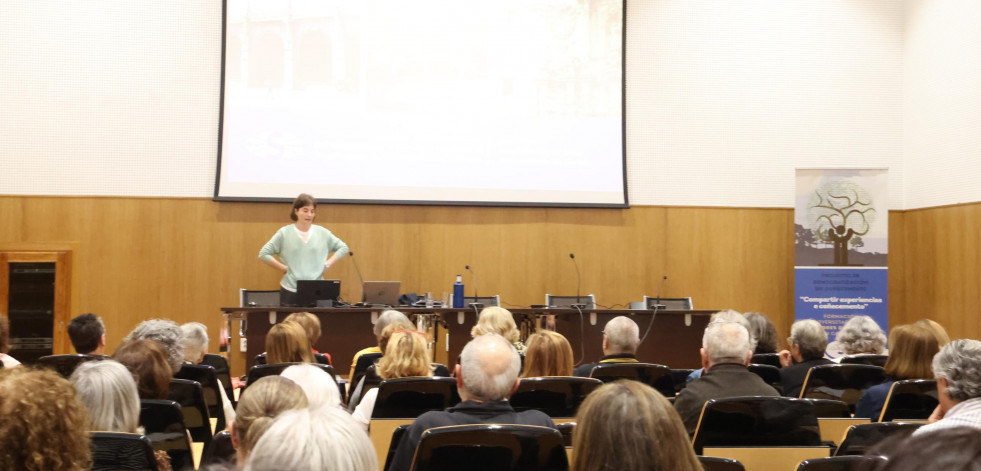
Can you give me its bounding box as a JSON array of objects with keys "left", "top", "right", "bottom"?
[
  {"left": 362, "top": 281, "right": 401, "bottom": 306},
  {"left": 296, "top": 279, "right": 341, "bottom": 307}
]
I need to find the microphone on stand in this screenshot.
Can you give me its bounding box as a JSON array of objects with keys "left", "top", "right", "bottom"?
[
  {"left": 349, "top": 251, "right": 366, "bottom": 302},
  {"left": 465, "top": 265, "right": 482, "bottom": 309},
  {"left": 652, "top": 275, "right": 668, "bottom": 309},
  {"left": 569, "top": 253, "right": 585, "bottom": 308}
]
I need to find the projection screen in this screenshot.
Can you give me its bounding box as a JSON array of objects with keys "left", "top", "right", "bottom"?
[{"left": 216, "top": 0, "right": 626, "bottom": 206}]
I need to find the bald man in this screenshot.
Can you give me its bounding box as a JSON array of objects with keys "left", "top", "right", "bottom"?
[
  {"left": 573, "top": 316, "right": 641, "bottom": 377},
  {"left": 388, "top": 334, "right": 555, "bottom": 471}
]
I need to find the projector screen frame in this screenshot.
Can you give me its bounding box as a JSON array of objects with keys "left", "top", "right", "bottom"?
[{"left": 213, "top": 0, "right": 628, "bottom": 209}]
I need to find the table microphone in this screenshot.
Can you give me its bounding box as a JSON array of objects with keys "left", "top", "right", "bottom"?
[
  {"left": 652, "top": 275, "right": 668, "bottom": 309},
  {"left": 349, "top": 251, "right": 366, "bottom": 302},
  {"left": 569, "top": 253, "right": 585, "bottom": 308},
  {"left": 465, "top": 264, "right": 478, "bottom": 302}
]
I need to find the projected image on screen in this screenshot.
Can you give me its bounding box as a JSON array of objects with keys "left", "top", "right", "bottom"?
[{"left": 218, "top": 0, "right": 625, "bottom": 206}]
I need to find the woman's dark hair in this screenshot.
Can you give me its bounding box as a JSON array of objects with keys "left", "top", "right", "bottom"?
[{"left": 290, "top": 193, "right": 317, "bottom": 221}]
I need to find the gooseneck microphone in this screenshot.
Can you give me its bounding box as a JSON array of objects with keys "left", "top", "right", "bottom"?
[
  {"left": 465, "top": 265, "right": 478, "bottom": 301},
  {"left": 653, "top": 275, "right": 668, "bottom": 309},
  {"left": 349, "top": 251, "right": 366, "bottom": 301},
  {"left": 569, "top": 253, "right": 582, "bottom": 306}
]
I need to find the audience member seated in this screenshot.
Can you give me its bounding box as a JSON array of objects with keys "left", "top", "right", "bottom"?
[
  {"left": 0, "top": 367, "right": 92, "bottom": 470},
  {"left": 114, "top": 339, "right": 173, "bottom": 399},
  {"left": 70, "top": 360, "right": 172, "bottom": 471},
  {"left": 265, "top": 320, "right": 314, "bottom": 364},
  {"left": 181, "top": 321, "right": 236, "bottom": 422},
  {"left": 281, "top": 363, "right": 342, "bottom": 409},
  {"left": 124, "top": 318, "right": 185, "bottom": 373},
  {"left": 230, "top": 376, "right": 309, "bottom": 467},
  {"left": 744, "top": 312, "right": 779, "bottom": 354},
  {"left": 388, "top": 333, "right": 555, "bottom": 471},
  {"left": 913, "top": 339, "right": 981, "bottom": 435},
  {"left": 68, "top": 312, "right": 108, "bottom": 356},
  {"left": 917, "top": 319, "right": 951, "bottom": 344},
  {"left": 349, "top": 309, "right": 411, "bottom": 380},
  {"left": 0, "top": 315, "right": 21, "bottom": 367},
  {"left": 685, "top": 310, "right": 756, "bottom": 383},
  {"left": 831, "top": 315, "right": 887, "bottom": 359},
  {"left": 283, "top": 311, "right": 332, "bottom": 365},
  {"left": 522, "top": 330, "right": 574, "bottom": 377},
  {"left": 872, "top": 426, "right": 981, "bottom": 471},
  {"left": 574, "top": 316, "right": 641, "bottom": 377},
  {"left": 673, "top": 321, "right": 779, "bottom": 435},
  {"left": 855, "top": 322, "right": 947, "bottom": 419},
  {"left": 243, "top": 405, "right": 377, "bottom": 471},
  {"left": 572, "top": 381, "right": 702, "bottom": 471},
  {"left": 779, "top": 319, "right": 833, "bottom": 398},
  {"left": 471, "top": 306, "right": 527, "bottom": 355},
  {"left": 352, "top": 329, "right": 435, "bottom": 429}
]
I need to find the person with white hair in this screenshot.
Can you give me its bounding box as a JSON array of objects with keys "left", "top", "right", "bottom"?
[
  {"left": 281, "top": 363, "right": 342, "bottom": 409},
  {"left": 832, "top": 315, "right": 887, "bottom": 358},
  {"left": 388, "top": 334, "right": 555, "bottom": 471},
  {"left": 349, "top": 309, "right": 411, "bottom": 380},
  {"left": 778, "top": 319, "right": 833, "bottom": 398},
  {"left": 913, "top": 339, "right": 981, "bottom": 436},
  {"left": 244, "top": 405, "right": 377, "bottom": 471},
  {"left": 573, "top": 315, "right": 642, "bottom": 377},
  {"left": 180, "top": 322, "right": 236, "bottom": 423},
  {"left": 125, "top": 318, "right": 185, "bottom": 373},
  {"left": 673, "top": 321, "right": 779, "bottom": 435},
  {"left": 685, "top": 310, "right": 756, "bottom": 383}
]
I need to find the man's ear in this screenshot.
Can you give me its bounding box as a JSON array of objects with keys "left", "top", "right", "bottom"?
[
  {"left": 99, "top": 334, "right": 106, "bottom": 347},
  {"left": 506, "top": 379, "right": 520, "bottom": 399},
  {"left": 455, "top": 364, "right": 464, "bottom": 389},
  {"left": 744, "top": 350, "right": 753, "bottom": 366},
  {"left": 700, "top": 348, "right": 710, "bottom": 370}
]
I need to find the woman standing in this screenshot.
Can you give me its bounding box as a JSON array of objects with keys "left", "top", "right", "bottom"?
[{"left": 259, "top": 193, "right": 348, "bottom": 306}]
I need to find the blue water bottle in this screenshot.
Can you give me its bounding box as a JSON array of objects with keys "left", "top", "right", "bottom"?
[{"left": 453, "top": 274, "right": 465, "bottom": 308}]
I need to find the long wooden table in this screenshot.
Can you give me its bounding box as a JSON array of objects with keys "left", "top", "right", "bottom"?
[{"left": 221, "top": 307, "right": 716, "bottom": 377}]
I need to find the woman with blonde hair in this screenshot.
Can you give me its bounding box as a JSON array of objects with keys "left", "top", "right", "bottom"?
[
  {"left": 265, "top": 320, "right": 314, "bottom": 364},
  {"left": 572, "top": 381, "right": 701, "bottom": 471},
  {"left": 283, "top": 312, "right": 332, "bottom": 364},
  {"left": 855, "top": 322, "right": 947, "bottom": 419},
  {"left": 522, "top": 330, "right": 574, "bottom": 377},
  {"left": 471, "top": 306, "right": 526, "bottom": 355},
  {"left": 230, "top": 376, "right": 309, "bottom": 467},
  {"left": 352, "top": 328, "right": 434, "bottom": 429}
]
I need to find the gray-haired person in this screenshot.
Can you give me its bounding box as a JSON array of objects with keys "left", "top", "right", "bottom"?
[{"left": 913, "top": 339, "right": 981, "bottom": 435}]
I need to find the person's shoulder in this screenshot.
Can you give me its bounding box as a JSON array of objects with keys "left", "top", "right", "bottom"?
[
  {"left": 311, "top": 225, "right": 334, "bottom": 236},
  {"left": 516, "top": 409, "right": 556, "bottom": 427},
  {"left": 573, "top": 362, "right": 596, "bottom": 377}
]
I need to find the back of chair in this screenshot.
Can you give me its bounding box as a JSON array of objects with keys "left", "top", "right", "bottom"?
[
  {"left": 878, "top": 379, "right": 938, "bottom": 422},
  {"left": 555, "top": 422, "right": 574, "bottom": 447},
  {"left": 245, "top": 361, "right": 336, "bottom": 387},
  {"left": 834, "top": 422, "right": 922, "bottom": 456},
  {"left": 36, "top": 354, "right": 105, "bottom": 378},
  {"left": 509, "top": 377, "right": 602, "bottom": 418},
  {"left": 670, "top": 368, "right": 696, "bottom": 394},
  {"left": 800, "top": 365, "right": 886, "bottom": 412},
  {"left": 200, "top": 354, "right": 235, "bottom": 405},
  {"left": 351, "top": 351, "right": 384, "bottom": 391},
  {"left": 167, "top": 379, "right": 213, "bottom": 446},
  {"left": 803, "top": 399, "right": 851, "bottom": 418},
  {"left": 748, "top": 364, "right": 782, "bottom": 391},
  {"left": 139, "top": 399, "right": 194, "bottom": 471},
  {"left": 692, "top": 396, "right": 821, "bottom": 454},
  {"left": 797, "top": 455, "right": 888, "bottom": 471},
  {"left": 200, "top": 430, "right": 236, "bottom": 468},
  {"left": 412, "top": 424, "right": 567, "bottom": 471},
  {"left": 697, "top": 456, "right": 746, "bottom": 471},
  {"left": 314, "top": 352, "right": 331, "bottom": 365},
  {"left": 838, "top": 354, "right": 888, "bottom": 368},
  {"left": 587, "top": 363, "right": 675, "bottom": 397},
  {"left": 91, "top": 432, "right": 158, "bottom": 471},
  {"left": 750, "top": 353, "right": 782, "bottom": 368},
  {"left": 371, "top": 377, "right": 460, "bottom": 419},
  {"left": 174, "top": 363, "right": 225, "bottom": 432}
]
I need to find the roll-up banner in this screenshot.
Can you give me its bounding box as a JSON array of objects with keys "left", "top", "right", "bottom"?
[{"left": 794, "top": 169, "right": 889, "bottom": 359}]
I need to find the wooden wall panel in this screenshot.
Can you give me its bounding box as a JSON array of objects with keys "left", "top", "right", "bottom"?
[{"left": 0, "top": 195, "right": 945, "bottom": 375}]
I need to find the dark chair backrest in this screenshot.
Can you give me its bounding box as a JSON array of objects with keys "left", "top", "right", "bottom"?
[
  {"left": 174, "top": 363, "right": 226, "bottom": 432},
  {"left": 90, "top": 431, "right": 159, "bottom": 471},
  {"left": 371, "top": 377, "right": 461, "bottom": 419},
  {"left": 697, "top": 455, "right": 746, "bottom": 471},
  {"left": 587, "top": 363, "right": 675, "bottom": 397},
  {"left": 351, "top": 351, "right": 384, "bottom": 390},
  {"left": 797, "top": 455, "right": 888, "bottom": 471},
  {"left": 838, "top": 354, "right": 888, "bottom": 368},
  {"left": 751, "top": 353, "right": 782, "bottom": 368},
  {"left": 555, "top": 422, "right": 575, "bottom": 447},
  {"left": 200, "top": 430, "right": 236, "bottom": 468},
  {"left": 36, "top": 354, "right": 106, "bottom": 378},
  {"left": 803, "top": 399, "right": 852, "bottom": 418},
  {"left": 878, "top": 379, "right": 938, "bottom": 422},
  {"left": 200, "top": 353, "right": 235, "bottom": 405},
  {"left": 692, "top": 396, "right": 822, "bottom": 454},
  {"left": 245, "top": 361, "right": 336, "bottom": 387},
  {"left": 314, "top": 352, "right": 331, "bottom": 366},
  {"left": 167, "top": 379, "right": 213, "bottom": 446},
  {"left": 670, "top": 368, "right": 696, "bottom": 393},
  {"left": 348, "top": 364, "right": 385, "bottom": 411},
  {"left": 509, "top": 377, "right": 603, "bottom": 418},
  {"left": 748, "top": 364, "right": 782, "bottom": 390},
  {"left": 412, "top": 424, "right": 568, "bottom": 471},
  {"left": 383, "top": 425, "right": 411, "bottom": 471},
  {"left": 834, "top": 422, "right": 922, "bottom": 456},
  {"left": 800, "top": 364, "right": 887, "bottom": 412},
  {"left": 139, "top": 399, "right": 194, "bottom": 471}
]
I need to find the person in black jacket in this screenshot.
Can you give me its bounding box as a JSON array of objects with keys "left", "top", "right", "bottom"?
[{"left": 778, "top": 319, "right": 832, "bottom": 398}]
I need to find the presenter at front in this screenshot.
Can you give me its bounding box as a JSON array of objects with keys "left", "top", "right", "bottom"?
[{"left": 259, "top": 193, "right": 348, "bottom": 306}]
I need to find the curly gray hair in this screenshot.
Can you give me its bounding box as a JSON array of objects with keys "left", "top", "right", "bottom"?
[
  {"left": 835, "top": 315, "right": 886, "bottom": 355},
  {"left": 932, "top": 339, "right": 981, "bottom": 402},
  {"left": 125, "top": 319, "right": 184, "bottom": 372}
]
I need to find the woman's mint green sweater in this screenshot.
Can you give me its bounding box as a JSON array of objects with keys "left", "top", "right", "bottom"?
[{"left": 259, "top": 224, "right": 348, "bottom": 291}]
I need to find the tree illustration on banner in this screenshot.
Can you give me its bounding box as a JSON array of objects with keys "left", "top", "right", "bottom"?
[{"left": 806, "top": 180, "right": 877, "bottom": 266}]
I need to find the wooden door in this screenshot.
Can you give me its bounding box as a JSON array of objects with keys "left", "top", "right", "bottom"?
[{"left": 0, "top": 250, "right": 73, "bottom": 357}]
